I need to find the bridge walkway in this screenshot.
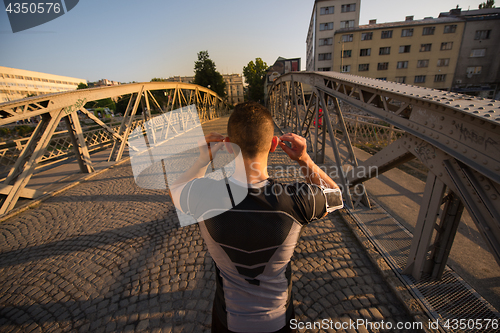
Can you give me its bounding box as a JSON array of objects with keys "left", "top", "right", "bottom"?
[{"left": 0, "top": 115, "right": 419, "bottom": 332}]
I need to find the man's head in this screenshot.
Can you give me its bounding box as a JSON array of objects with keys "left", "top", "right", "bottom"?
[{"left": 227, "top": 102, "right": 276, "bottom": 159}]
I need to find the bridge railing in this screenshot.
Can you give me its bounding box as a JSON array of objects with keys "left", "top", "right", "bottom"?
[
  {"left": 0, "top": 82, "right": 229, "bottom": 215},
  {"left": 268, "top": 71, "right": 500, "bottom": 282}
]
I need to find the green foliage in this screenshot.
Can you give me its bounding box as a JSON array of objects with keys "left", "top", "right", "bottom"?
[
  {"left": 193, "top": 51, "right": 226, "bottom": 98},
  {"left": 14, "top": 125, "right": 34, "bottom": 137},
  {"left": 0, "top": 127, "right": 11, "bottom": 136},
  {"left": 479, "top": 0, "right": 495, "bottom": 8},
  {"left": 243, "top": 58, "right": 268, "bottom": 102},
  {"left": 151, "top": 78, "right": 168, "bottom": 82},
  {"left": 85, "top": 98, "right": 116, "bottom": 112},
  {"left": 77, "top": 82, "right": 88, "bottom": 90}
]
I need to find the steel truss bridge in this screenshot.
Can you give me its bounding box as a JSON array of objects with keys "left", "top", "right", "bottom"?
[
  {"left": 268, "top": 71, "right": 500, "bottom": 281},
  {"left": 0, "top": 82, "right": 228, "bottom": 216}
]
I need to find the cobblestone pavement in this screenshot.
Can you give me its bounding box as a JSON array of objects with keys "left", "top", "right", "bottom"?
[{"left": 0, "top": 115, "right": 416, "bottom": 332}]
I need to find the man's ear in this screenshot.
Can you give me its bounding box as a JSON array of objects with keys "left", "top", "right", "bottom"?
[
  {"left": 270, "top": 136, "right": 279, "bottom": 153},
  {"left": 224, "top": 137, "right": 234, "bottom": 154}
]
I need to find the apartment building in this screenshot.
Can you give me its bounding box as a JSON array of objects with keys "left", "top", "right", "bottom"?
[
  {"left": 222, "top": 74, "right": 244, "bottom": 105},
  {"left": 440, "top": 8, "right": 500, "bottom": 98},
  {"left": 306, "top": 0, "right": 361, "bottom": 71},
  {"left": 0, "top": 66, "right": 86, "bottom": 103},
  {"left": 332, "top": 16, "right": 465, "bottom": 90}
]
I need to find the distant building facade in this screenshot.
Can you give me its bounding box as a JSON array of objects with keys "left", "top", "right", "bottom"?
[
  {"left": 166, "top": 74, "right": 244, "bottom": 104},
  {"left": 95, "top": 79, "right": 120, "bottom": 87},
  {"left": 306, "top": 0, "right": 361, "bottom": 71},
  {"left": 332, "top": 16, "right": 465, "bottom": 90},
  {"left": 166, "top": 76, "right": 194, "bottom": 84},
  {"left": 222, "top": 74, "right": 244, "bottom": 105},
  {"left": 264, "top": 57, "right": 302, "bottom": 100},
  {"left": 439, "top": 8, "right": 500, "bottom": 98},
  {"left": 0, "top": 66, "right": 86, "bottom": 103}
]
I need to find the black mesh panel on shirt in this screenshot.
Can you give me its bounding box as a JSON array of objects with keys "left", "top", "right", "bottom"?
[{"left": 204, "top": 211, "right": 294, "bottom": 252}]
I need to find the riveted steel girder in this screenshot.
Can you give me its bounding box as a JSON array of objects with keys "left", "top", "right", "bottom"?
[{"left": 269, "top": 72, "right": 500, "bottom": 280}]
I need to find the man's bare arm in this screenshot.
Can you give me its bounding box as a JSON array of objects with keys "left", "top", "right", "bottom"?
[{"left": 278, "top": 133, "right": 338, "bottom": 189}]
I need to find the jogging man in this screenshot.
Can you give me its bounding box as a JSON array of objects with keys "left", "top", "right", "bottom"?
[{"left": 170, "top": 102, "right": 339, "bottom": 332}]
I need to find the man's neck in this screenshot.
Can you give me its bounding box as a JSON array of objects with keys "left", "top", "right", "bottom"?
[{"left": 233, "top": 153, "right": 270, "bottom": 184}]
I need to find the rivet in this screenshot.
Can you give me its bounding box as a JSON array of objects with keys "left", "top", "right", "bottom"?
[
  {"left": 492, "top": 195, "right": 498, "bottom": 200},
  {"left": 446, "top": 140, "right": 450, "bottom": 144},
  {"left": 484, "top": 114, "right": 491, "bottom": 117},
  {"left": 451, "top": 120, "right": 455, "bottom": 125},
  {"left": 473, "top": 154, "right": 477, "bottom": 159},
  {"left": 485, "top": 185, "right": 491, "bottom": 190},
  {"left": 423, "top": 129, "right": 426, "bottom": 133},
  {"left": 483, "top": 160, "right": 488, "bottom": 165},
  {"left": 473, "top": 111, "right": 479, "bottom": 114},
  {"left": 435, "top": 135, "right": 439, "bottom": 139},
  {"left": 424, "top": 121, "right": 428, "bottom": 125},
  {"left": 469, "top": 104, "right": 475, "bottom": 107},
  {"left": 478, "top": 107, "right": 484, "bottom": 110},
  {"left": 440, "top": 116, "right": 445, "bottom": 121},
  {"left": 439, "top": 125, "right": 443, "bottom": 130},
  {"left": 439, "top": 173, "right": 443, "bottom": 177},
  {"left": 430, "top": 164, "right": 434, "bottom": 168},
  {"left": 431, "top": 124, "right": 435, "bottom": 128},
  {"left": 463, "top": 149, "right": 467, "bottom": 153},
  {"left": 454, "top": 144, "right": 458, "bottom": 148},
  {"left": 464, "top": 108, "right": 470, "bottom": 111}
]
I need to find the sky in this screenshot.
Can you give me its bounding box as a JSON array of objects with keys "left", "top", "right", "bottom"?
[{"left": 0, "top": 0, "right": 488, "bottom": 83}]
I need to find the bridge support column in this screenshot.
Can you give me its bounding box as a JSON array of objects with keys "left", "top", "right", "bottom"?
[
  {"left": 64, "top": 111, "right": 94, "bottom": 174},
  {"left": 403, "top": 172, "right": 447, "bottom": 279}
]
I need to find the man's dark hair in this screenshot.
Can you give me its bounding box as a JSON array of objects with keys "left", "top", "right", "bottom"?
[{"left": 228, "top": 102, "right": 274, "bottom": 158}]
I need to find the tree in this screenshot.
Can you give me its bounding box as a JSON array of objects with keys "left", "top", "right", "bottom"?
[
  {"left": 479, "top": 0, "right": 495, "bottom": 8},
  {"left": 77, "top": 82, "right": 88, "bottom": 89},
  {"left": 193, "top": 51, "right": 226, "bottom": 97},
  {"left": 151, "top": 78, "right": 168, "bottom": 82},
  {"left": 243, "top": 58, "right": 268, "bottom": 102}
]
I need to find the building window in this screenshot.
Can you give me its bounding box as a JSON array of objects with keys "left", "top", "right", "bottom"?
[
  {"left": 466, "top": 66, "right": 482, "bottom": 75},
  {"left": 377, "top": 62, "right": 389, "bottom": 70},
  {"left": 320, "top": 6, "right": 334, "bottom": 15},
  {"left": 360, "top": 48, "right": 371, "bottom": 56},
  {"left": 320, "top": 22, "right": 333, "bottom": 31},
  {"left": 361, "top": 32, "right": 373, "bottom": 40},
  {"left": 420, "top": 43, "right": 432, "bottom": 52},
  {"left": 437, "top": 58, "right": 450, "bottom": 66},
  {"left": 318, "top": 53, "right": 332, "bottom": 61},
  {"left": 434, "top": 74, "right": 446, "bottom": 82},
  {"left": 318, "top": 67, "right": 331, "bottom": 71},
  {"left": 319, "top": 38, "right": 333, "bottom": 46},
  {"left": 341, "top": 4, "right": 356, "bottom": 12},
  {"left": 414, "top": 75, "right": 426, "bottom": 83},
  {"left": 395, "top": 76, "right": 406, "bottom": 83},
  {"left": 474, "top": 30, "right": 491, "bottom": 40},
  {"left": 397, "top": 61, "right": 409, "bottom": 69},
  {"left": 381, "top": 30, "right": 393, "bottom": 39},
  {"left": 441, "top": 42, "right": 453, "bottom": 50},
  {"left": 376, "top": 77, "right": 387, "bottom": 81},
  {"left": 470, "top": 49, "right": 486, "bottom": 57},
  {"left": 399, "top": 45, "right": 411, "bottom": 53},
  {"left": 342, "top": 34, "right": 353, "bottom": 42},
  {"left": 340, "top": 20, "right": 355, "bottom": 29},
  {"left": 417, "top": 59, "right": 429, "bottom": 68},
  {"left": 379, "top": 47, "right": 391, "bottom": 55},
  {"left": 359, "top": 64, "right": 370, "bottom": 71},
  {"left": 444, "top": 25, "right": 457, "bottom": 33},
  {"left": 342, "top": 65, "right": 351, "bottom": 73},
  {"left": 343, "top": 50, "right": 352, "bottom": 58},
  {"left": 422, "top": 27, "right": 435, "bottom": 35}
]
